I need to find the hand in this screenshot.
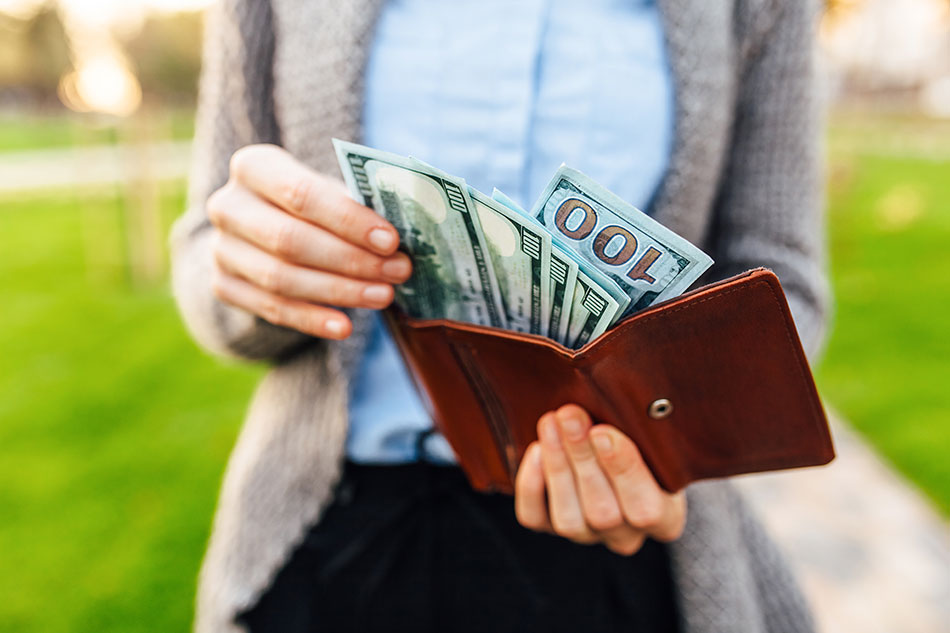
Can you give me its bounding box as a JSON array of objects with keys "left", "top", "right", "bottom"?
[
  {"left": 206, "top": 144, "right": 412, "bottom": 340},
  {"left": 514, "top": 404, "right": 686, "bottom": 555}
]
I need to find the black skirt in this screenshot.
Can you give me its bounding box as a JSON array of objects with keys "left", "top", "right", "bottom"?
[{"left": 239, "top": 461, "right": 680, "bottom": 633}]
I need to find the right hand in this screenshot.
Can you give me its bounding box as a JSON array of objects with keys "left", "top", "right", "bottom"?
[{"left": 207, "top": 144, "right": 412, "bottom": 340}]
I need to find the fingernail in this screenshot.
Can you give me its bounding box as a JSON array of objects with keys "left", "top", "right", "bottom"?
[
  {"left": 539, "top": 419, "right": 560, "bottom": 446},
  {"left": 368, "top": 228, "right": 396, "bottom": 252},
  {"left": 592, "top": 432, "right": 613, "bottom": 456},
  {"left": 382, "top": 258, "right": 411, "bottom": 281},
  {"left": 362, "top": 284, "right": 391, "bottom": 304},
  {"left": 558, "top": 416, "right": 584, "bottom": 440},
  {"left": 325, "top": 319, "right": 346, "bottom": 337}
]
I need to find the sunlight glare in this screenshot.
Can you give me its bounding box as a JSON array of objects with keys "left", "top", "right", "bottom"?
[{"left": 60, "top": 55, "right": 142, "bottom": 116}]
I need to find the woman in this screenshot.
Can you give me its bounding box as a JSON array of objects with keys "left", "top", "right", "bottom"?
[{"left": 172, "top": 0, "right": 829, "bottom": 631}]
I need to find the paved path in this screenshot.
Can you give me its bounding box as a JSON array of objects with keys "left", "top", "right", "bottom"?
[
  {"left": 0, "top": 141, "right": 191, "bottom": 192},
  {"left": 738, "top": 416, "right": 950, "bottom": 633}
]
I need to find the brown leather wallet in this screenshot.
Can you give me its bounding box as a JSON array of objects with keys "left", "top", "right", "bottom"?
[{"left": 383, "top": 268, "right": 834, "bottom": 494}]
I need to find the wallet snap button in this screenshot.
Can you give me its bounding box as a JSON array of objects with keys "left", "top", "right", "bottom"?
[{"left": 648, "top": 398, "right": 673, "bottom": 419}]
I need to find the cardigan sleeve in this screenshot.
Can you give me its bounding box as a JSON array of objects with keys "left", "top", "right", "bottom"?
[
  {"left": 170, "top": 0, "right": 313, "bottom": 361},
  {"left": 707, "top": 0, "right": 831, "bottom": 361}
]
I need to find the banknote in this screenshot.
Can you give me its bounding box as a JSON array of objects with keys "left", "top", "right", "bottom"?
[
  {"left": 333, "top": 139, "right": 506, "bottom": 327},
  {"left": 532, "top": 166, "right": 713, "bottom": 314},
  {"left": 491, "top": 188, "right": 578, "bottom": 343},
  {"left": 545, "top": 245, "right": 580, "bottom": 344},
  {"left": 564, "top": 268, "right": 629, "bottom": 349},
  {"left": 467, "top": 186, "right": 551, "bottom": 335}
]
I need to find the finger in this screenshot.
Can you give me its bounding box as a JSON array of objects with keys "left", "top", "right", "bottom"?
[
  {"left": 514, "top": 443, "right": 552, "bottom": 533},
  {"left": 603, "top": 527, "right": 647, "bottom": 557},
  {"left": 554, "top": 404, "right": 624, "bottom": 533},
  {"left": 229, "top": 144, "right": 400, "bottom": 255},
  {"left": 554, "top": 406, "right": 648, "bottom": 556},
  {"left": 213, "top": 232, "right": 394, "bottom": 309},
  {"left": 211, "top": 269, "right": 352, "bottom": 340},
  {"left": 538, "top": 413, "right": 597, "bottom": 544},
  {"left": 207, "top": 185, "right": 412, "bottom": 283},
  {"left": 590, "top": 425, "right": 687, "bottom": 542}
]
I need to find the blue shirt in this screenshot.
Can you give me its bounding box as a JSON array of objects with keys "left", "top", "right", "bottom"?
[{"left": 347, "top": 0, "right": 674, "bottom": 463}]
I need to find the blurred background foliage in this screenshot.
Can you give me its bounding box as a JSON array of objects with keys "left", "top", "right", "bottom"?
[
  {"left": 0, "top": 0, "right": 948, "bottom": 631},
  {"left": 0, "top": 5, "right": 70, "bottom": 101}
]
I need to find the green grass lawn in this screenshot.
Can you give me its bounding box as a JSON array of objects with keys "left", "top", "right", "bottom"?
[
  {"left": 0, "top": 184, "right": 260, "bottom": 632},
  {"left": 0, "top": 112, "right": 947, "bottom": 632},
  {"left": 817, "top": 115, "right": 950, "bottom": 514}
]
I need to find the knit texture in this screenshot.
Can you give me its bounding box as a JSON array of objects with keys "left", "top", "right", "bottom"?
[{"left": 170, "top": 0, "right": 828, "bottom": 631}]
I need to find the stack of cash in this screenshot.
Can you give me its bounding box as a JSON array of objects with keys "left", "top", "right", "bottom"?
[{"left": 334, "top": 140, "right": 713, "bottom": 349}]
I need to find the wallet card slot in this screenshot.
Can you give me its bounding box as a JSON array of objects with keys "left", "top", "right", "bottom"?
[{"left": 449, "top": 342, "right": 520, "bottom": 482}]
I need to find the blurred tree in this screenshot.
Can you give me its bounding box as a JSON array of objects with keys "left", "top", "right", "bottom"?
[
  {"left": 119, "top": 11, "right": 203, "bottom": 105},
  {"left": 0, "top": 3, "right": 70, "bottom": 105}
]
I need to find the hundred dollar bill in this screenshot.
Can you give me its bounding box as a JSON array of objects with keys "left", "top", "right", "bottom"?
[
  {"left": 546, "top": 246, "right": 580, "bottom": 344},
  {"left": 532, "top": 165, "right": 713, "bottom": 315},
  {"left": 564, "top": 268, "right": 629, "bottom": 349},
  {"left": 491, "top": 188, "right": 578, "bottom": 343},
  {"left": 492, "top": 188, "right": 630, "bottom": 347},
  {"left": 333, "top": 139, "right": 506, "bottom": 327},
  {"left": 468, "top": 186, "right": 551, "bottom": 335}
]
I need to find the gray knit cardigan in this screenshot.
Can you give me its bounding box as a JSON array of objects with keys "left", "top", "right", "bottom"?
[{"left": 171, "top": 0, "right": 830, "bottom": 631}]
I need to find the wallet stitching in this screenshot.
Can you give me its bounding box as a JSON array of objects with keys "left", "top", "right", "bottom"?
[
  {"left": 402, "top": 270, "right": 767, "bottom": 357},
  {"left": 577, "top": 270, "right": 771, "bottom": 355},
  {"left": 583, "top": 284, "right": 753, "bottom": 353}
]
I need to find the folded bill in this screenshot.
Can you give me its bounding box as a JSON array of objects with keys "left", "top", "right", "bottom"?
[
  {"left": 489, "top": 187, "right": 581, "bottom": 341},
  {"left": 565, "top": 268, "right": 628, "bottom": 349},
  {"left": 532, "top": 165, "right": 713, "bottom": 316},
  {"left": 467, "top": 186, "right": 551, "bottom": 335}
]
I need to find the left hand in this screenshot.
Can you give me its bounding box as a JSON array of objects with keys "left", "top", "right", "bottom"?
[{"left": 514, "top": 404, "right": 687, "bottom": 556}]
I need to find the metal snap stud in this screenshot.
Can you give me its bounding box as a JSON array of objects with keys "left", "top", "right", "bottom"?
[{"left": 648, "top": 398, "right": 673, "bottom": 420}]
